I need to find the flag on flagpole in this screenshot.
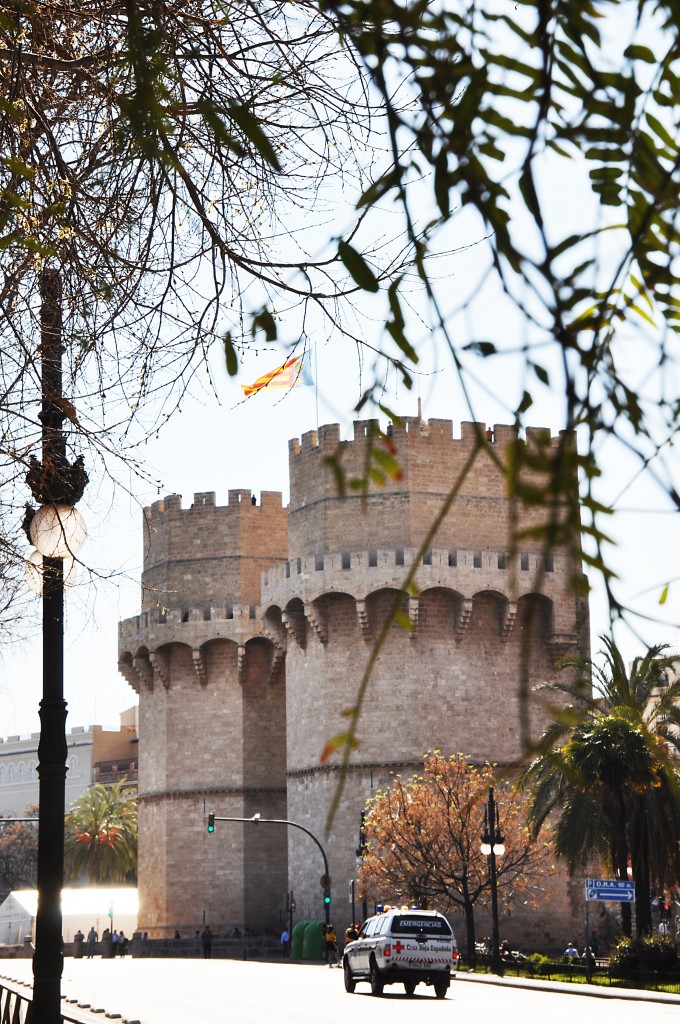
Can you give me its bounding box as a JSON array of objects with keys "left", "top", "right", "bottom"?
[{"left": 242, "top": 354, "right": 313, "bottom": 397}]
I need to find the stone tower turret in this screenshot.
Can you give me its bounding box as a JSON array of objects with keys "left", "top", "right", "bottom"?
[
  {"left": 119, "top": 419, "right": 589, "bottom": 946},
  {"left": 260, "top": 419, "right": 588, "bottom": 938},
  {"left": 119, "top": 490, "right": 288, "bottom": 934}
]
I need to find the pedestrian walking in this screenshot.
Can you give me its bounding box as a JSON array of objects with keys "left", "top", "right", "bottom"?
[
  {"left": 201, "top": 925, "right": 213, "bottom": 959},
  {"left": 324, "top": 924, "right": 340, "bottom": 967},
  {"left": 280, "top": 928, "right": 289, "bottom": 957}
]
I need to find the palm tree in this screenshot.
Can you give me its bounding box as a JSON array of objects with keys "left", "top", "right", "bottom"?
[
  {"left": 520, "top": 637, "right": 680, "bottom": 937},
  {"left": 64, "top": 781, "right": 137, "bottom": 884}
]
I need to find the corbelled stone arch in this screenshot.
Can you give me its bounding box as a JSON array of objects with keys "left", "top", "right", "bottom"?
[
  {"left": 516, "top": 591, "right": 553, "bottom": 630},
  {"left": 261, "top": 604, "right": 287, "bottom": 683},
  {"left": 242, "top": 636, "right": 278, "bottom": 687},
  {"left": 364, "top": 587, "right": 409, "bottom": 643},
  {"left": 118, "top": 650, "right": 135, "bottom": 689},
  {"left": 195, "top": 636, "right": 243, "bottom": 692},
  {"left": 242, "top": 636, "right": 287, "bottom": 793},
  {"left": 466, "top": 589, "right": 509, "bottom": 644},
  {"left": 282, "top": 597, "right": 307, "bottom": 649},
  {"left": 118, "top": 646, "right": 153, "bottom": 693},
  {"left": 512, "top": 592, "right": 555, "bottom": 665},
  {"left": 416, "top": 587, "right": 466, "bottom": 642},
  {"left": 317, "top": 591, "right": 357, "bottom": 643},
  {"left": 510, "top": 592, "right": 558, "bottom": 745},
  {"left": 263, "top": 603, "right": 286, "bottom": 646}
]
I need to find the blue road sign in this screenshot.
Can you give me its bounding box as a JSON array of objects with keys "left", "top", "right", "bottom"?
[{"left": 585, "top": 879, "right": 635, "bottom": 902}]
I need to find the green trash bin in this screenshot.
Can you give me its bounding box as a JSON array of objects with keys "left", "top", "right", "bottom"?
[
  {"left": 302, "top": 920, "right": 327, "bottom": 961},
  {"left": 290, "top": 920, "right": 307, "bottom": 960}
]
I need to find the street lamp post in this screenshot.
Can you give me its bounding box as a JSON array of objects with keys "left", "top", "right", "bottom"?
[
  {"left": 23, "top": 269, "right": 87, "bottom": 1024},
  {"left": 480, "top": 786, "right": 505, "bottom": 976},
  {"left": 355, "top": 811, "right": 368, "bottom": 922}
]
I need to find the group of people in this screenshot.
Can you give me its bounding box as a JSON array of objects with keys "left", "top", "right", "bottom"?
[
  {"left": 325, "top": 923, "right": 361, "bottom": 966},
  {"left": 564, "top": 933, "right": 599, "bottom": 963},
  {"left": 76, "top": 925, "right": 128, "bottom": 957}
]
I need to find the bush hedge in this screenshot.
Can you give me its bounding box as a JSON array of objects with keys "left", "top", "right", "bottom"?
[
  {"left": 525, "top": 953, "right": 554, "bottom": 976},
  {"left": 609, "top": 935, "right": 678, "bottom": 974}
]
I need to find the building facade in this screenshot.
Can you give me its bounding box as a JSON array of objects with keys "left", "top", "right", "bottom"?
[
  {"left": 118, "top": 418, "right": 590, "bottom": 946},
  {"left": 0, "top": 710, "right": 138, "bottom": 903},
  {"left": 0, "top": 708, "right": 138, "bottom": 822}
]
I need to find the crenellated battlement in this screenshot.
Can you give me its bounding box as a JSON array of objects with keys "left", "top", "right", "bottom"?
[
  {"left": 262, "top": 545, "right": 562, "bottom": 591},
  {"left": 287, "top": 419, "right": 577, "bottom": 559},
  {"left": 119, "top": 602, "right": 262, "bottom": 642},
  {"left": 145, "top": 488, "right": 285, "bottom": 523},
  {"left": 288, "top": 418, "right": 567, "bottom": 462}
]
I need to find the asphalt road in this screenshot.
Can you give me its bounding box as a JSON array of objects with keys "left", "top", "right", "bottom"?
[{"left": 1, "top": 958, "right": 679, "bottom": 1024}]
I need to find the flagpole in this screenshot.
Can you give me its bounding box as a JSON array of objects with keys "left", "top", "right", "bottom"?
[{"left": 313, "top": 342, "right": 319, "bottom": 431}]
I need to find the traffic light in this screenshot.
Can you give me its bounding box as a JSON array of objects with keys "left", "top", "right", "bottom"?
[
  {"left": 323, "top": 885, "right": 331, "bottom": 906},
  {"left": 207, "top": 813, "right": 215, "bottom": 833}
]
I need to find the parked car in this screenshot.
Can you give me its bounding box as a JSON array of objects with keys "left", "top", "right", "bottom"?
[{"left": 343, "top": 907, "right": 458, "bottom": 998}]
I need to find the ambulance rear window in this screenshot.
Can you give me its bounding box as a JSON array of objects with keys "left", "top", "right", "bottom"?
[{"left": 391, "top": 915, "right": 452, "bottom": 937}]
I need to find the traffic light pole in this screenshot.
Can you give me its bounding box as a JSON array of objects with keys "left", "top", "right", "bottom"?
[{"left": 207, "top": 815, "right": 331, "bottom": 930}]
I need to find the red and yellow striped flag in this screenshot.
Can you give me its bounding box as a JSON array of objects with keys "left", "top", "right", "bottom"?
[{"left": 241, "top": 355, "right": 311, "bottom": 397}]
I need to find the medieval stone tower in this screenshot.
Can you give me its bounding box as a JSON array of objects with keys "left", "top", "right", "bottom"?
[{"left": 118, "top": 417, "right": 589, "bottom": 944}]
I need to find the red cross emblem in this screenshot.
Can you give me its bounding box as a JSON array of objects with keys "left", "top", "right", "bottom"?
[{"left": 393, "top": 940, "right": 405, "bottom": 954}]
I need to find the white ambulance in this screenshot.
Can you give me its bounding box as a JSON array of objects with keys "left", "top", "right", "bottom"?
[{"left": 343, "top": 907, "right": 458, "bottom": 998}]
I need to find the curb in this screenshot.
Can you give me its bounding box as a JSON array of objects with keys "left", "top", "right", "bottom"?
[{"left": 455, "top": 969, "right": 680, "bottom": 1005}]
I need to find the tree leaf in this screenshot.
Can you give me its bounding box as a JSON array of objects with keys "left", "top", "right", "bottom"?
[
  {"left": 338, "top": 241, "right": 380, "bottom": 292},
  {"left": 223, "top": 332, "right": 238, "bottom": 376},
  {"left": 226, "top": 104, "right": 281, "bottom": 171}
]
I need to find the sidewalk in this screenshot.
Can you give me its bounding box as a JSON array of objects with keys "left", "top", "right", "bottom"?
[{"left": 456, "top": 967, "right": 680, "bottom": 1005}]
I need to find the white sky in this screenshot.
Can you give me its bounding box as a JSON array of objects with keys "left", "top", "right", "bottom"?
[
  {"left": 1, "top": 297, "right": 677, "bottom": 740},
  {"left": 0, "top": 4, "right": 678, "bottom": 739}
]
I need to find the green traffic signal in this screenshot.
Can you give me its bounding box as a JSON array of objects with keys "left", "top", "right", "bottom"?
[
  {"left": 324, "top": 890, "right": 331, "bottom": 905},
  {"left": 207, "top": 813, "right": 215, "bottom": 832}
]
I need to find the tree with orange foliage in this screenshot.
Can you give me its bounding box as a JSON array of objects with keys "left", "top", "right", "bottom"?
[{"left": 358, "top": 754, "right": 551, "bottom": 959}]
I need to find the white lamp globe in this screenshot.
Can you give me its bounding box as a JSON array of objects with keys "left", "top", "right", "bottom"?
[
  {"left": 25, "top": 549, "right": 78, "bottom": 595},
  {"left": 29, "top": 503, "right": 87, "bottom": 558}
]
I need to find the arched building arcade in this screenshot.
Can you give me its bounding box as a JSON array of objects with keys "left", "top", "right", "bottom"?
[{"left": 118, "top": 418, "right": 589, "bottom": 946}]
